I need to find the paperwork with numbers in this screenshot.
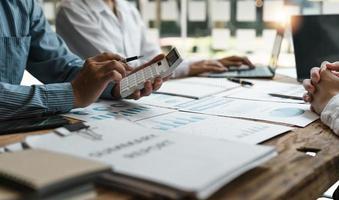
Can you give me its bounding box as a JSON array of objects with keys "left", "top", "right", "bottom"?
[
  {"left": 155, "top": 77, "right": 239, "bottom": 99},
  {"left": 138, "top": 112, "right": 293, "bottom": 144},
  {"left": 179, "top": 97, "right": 318, "bottom": 127},
  {"left": 64, "top": 100, "right": 174, "bottom": 122},
  {"left": 217, "top": 80, "right": 305, "bottom": 104}
]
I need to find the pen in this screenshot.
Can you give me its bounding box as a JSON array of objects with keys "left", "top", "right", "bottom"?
[
  {"left": 227, "top": 78, "right": 254, "bottom": 87},
  {"left": 124, "top": 55, "right": 144, "bottom": 63},
  {"left": 268, "top": 93, "right": 303, "bottom": 100}
]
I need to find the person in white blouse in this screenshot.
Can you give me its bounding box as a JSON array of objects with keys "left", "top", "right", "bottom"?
[
  {"left": 303, "top": 61, "right": 339, "bottom": 135},
  {"left": 56, "top": 0, "right": 254, "bottom": 78}
]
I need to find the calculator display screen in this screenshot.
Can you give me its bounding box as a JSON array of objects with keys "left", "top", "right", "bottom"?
[{"left": 166, "top": 49, "right": 179, "bottom": 67}]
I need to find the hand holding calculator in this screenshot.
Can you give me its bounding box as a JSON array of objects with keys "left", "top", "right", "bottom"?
[{"left": 120, "top": 48, "right": 183, "bottom": 98}]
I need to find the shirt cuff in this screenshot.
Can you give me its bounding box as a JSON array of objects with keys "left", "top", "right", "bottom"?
[
  {"left": 321, "top": 94, "right": 339, "bottom": 134},
  {"left": 172, "top": 60, "right": 195, "bottom": 78},
  {"left": 44, "top": 83, "right": 75, "bottom": 113}
]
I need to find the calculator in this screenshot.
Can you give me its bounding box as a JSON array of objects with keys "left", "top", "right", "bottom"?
[{"left": 120, "top": 48, "right": 183, "bottom": 98}]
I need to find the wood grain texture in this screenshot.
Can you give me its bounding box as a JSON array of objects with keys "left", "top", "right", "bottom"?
[{"left": 0, "top": 75, "right": 338, "bottom": 200}]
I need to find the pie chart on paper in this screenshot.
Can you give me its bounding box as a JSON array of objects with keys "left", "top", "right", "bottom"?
[{"left": 270, "top": 108, "right": 305, "bottom": 118}]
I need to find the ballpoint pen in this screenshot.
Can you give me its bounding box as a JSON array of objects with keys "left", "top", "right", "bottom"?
[
  {"left": 268, "top": 93, "right": 303, "bottom": 100},
  {"left": 123, "top": 55, "right": 144, "bottom": 63},
  {"left": 227, "top": 78, "right": 254, "bottom": 87}
]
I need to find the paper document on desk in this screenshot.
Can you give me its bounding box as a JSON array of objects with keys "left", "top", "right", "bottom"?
[
  {"left": 179, "top": 97, "right": 318, "bottom": 127},
  {"left": 138, "top": 112, "right": 293, "bottom": 144},
  {"left": 64, "top": 100, "right": 174, "bottom": 122},
  {"left": 155, "top": 77, "right": 239, "bottom": 99},
  {"left": 217, "top": 80, "right": 305, "bottom": 104},
  {"left": 25, "top": 120, "right": 276, "bottom": 200},
  {"left": 126, "top": 93, "right": 194, "bottom": 109}
]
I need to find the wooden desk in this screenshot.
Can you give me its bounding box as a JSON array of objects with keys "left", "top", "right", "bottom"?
[{"left": 1, "top": 76, "right": 338, "bottom": 200}]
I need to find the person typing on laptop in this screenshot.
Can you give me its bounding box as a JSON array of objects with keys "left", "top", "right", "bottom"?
[
  {"left": 0, "top": 0, "right": 165, "bottom": 121},
  {"left": 56, "top": 0, "right": 254, "bottom": 78}
]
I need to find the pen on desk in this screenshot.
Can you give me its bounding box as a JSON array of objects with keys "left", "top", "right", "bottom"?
[
  {"left": 268, "top": 93, "right": 304, "bottom": 100},
  {"left": 227, "top": 78, "right": 254, "bottom": 87},
  {"left": 124, "top": 55, "right": 144, "bottom": 63}
]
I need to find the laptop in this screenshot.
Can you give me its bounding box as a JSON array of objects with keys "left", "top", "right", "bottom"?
[
  {"left": 291, "top": 14, "right": 339, "bottom": 82},
  {"left": 202, "top": 29, "right": 284, "bottom": 79}
]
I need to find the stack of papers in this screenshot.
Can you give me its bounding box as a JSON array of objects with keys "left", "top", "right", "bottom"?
[
  {"left": 64, "top": 100, "right": 175, "bottom": 122},
  {"left": 217, "top": 80, "right": 305, "bottom": 104},
  {"left": 127, "top": 93, "right": 194, "bottom": 109},
  {"left": 138, "top": 112, "right": 293, "bottom": 144},
  {"left": 155, "top": 77, "right": 239, "bottom": 99},
  {"left": 179, "top": 97, "right": 318, "bottom": 127},
  {"left": 25, "top": 120, "right": 276, "bottom": 200}
]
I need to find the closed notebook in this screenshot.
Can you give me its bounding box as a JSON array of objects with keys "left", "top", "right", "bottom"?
[
  {"left": 25, "top": 120, "right": 277, "bottom": 200},
  {"left": 0, "top": 149, "right": 111, "bottom": 199}
]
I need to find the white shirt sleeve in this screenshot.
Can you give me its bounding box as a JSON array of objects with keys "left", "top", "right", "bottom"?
[
  {"left": 56, "top": 6, "right": 117, "bottom": 59},
  {"left": 320, "top": 94, "right": 339, "bottom": 136}
]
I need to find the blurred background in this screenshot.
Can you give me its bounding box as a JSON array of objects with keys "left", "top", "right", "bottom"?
[{"left": 38, "top": 0, "right": 339, "bottom": 69}]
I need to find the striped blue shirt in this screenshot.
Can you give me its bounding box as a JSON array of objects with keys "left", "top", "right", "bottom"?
[{"left": 0, "top": 0, "right": 112, "bottom": 121}]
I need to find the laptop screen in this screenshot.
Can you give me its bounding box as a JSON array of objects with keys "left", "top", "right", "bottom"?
[
  {"left": 269, "top": 29, "right": 284, "bottom": 71},
  {"left": 292, "top": 14, "right": 339, "bottom": 81}
]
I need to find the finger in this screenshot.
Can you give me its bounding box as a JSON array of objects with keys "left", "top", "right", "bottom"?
[
  {"left": 302, "top": 79, "right": 315, "bottom": 94},
  {"left": 331, "top": 70, "right": 339, "bottom": 77},
  {"left": 303, "top": 92, "right": 312, "bottom": 102},
  {"left": 140, "top": 81, "right": 153, "bottom": 97},
  {"left": 223, "top": 61, "right": 243, "bottom": 66},
  {"left": 103, "top": 70, "right": 123, "bottom": 83},
  {"left": 128, "top": 90, "right": 141, "bottom": 100},
  {"left": 162, "top": 74, "right": 172, "bottom": 82},
  {"left": 310, "top": 67, "right": 321, "bottom": 84},
  {"left": 205, "top": 64, "right": 228, "bottom": 73},
  {"left": 226, "top": 56, "right": 243, "bottom": 61},
  {"left": 91, "top": 52, "right": 124, "bottom": 62},
  {"left": 205, "top": 60, "right": 224, "bottom": 68},
  {"left": 101, "top": 60, "right": 127, "bottom": 77},
  {"left": 134, "top": 54, "right": 165, "bottom": 72},
  {"left": 242, "top": 57, "right": 255, "bottom": 67},
  {"left": 326, "top": 63, "right": 339, "bottom": 71},
  {"left": 153, "top": 78, "right": 163, "bottom": 91}
]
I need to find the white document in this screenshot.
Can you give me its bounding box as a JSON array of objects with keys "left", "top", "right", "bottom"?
[
  {"left": 218, "top": 80, "right": 305, "bottom": 104},
  {"left": 25, "top": 120, "right": 276, "bottom": 200},
  {"left": 156, "top": 77, "right": 239, "bottom": 99},
  {"left": 64, "top": 100, "right": 174, "bottom": 122},
  {"left": 127, "top": 93, "right": 194, "bottom": 109},
  {"left": 4, "top": 143, "right": 23, "bottom": 152},
  {"left": 179, "top": 97, "right": 318, "bottom": 127},
  {"left": 138, "top": 112, "right": 293, "bottom": 144},
  {"left": 236, "top": 1, "right": 256, "bottom": 21}
]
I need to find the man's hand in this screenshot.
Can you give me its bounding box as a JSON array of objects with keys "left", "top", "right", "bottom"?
[
  {"left": 72, "top": 53, "right": 131, "bottom": 108},
  {"left": 112, "top": 54, "right": 168, "bottom": 100},
  {"left": 188, "top": 56, "right": 254, "bottom": 76},
  {"left": 303, "top": 63, "right": 339, "bottom": 114}
]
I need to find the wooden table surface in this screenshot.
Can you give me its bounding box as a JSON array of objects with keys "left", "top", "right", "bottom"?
[{"left": 1, "top": 75, "right": 338, "bottom": 200}]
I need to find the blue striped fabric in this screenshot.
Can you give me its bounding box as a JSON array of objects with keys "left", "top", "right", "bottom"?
[{"left": 0, "top": 0, "right": 87, "bottom": 120}]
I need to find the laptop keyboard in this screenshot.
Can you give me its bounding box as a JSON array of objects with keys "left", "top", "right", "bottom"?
[{"left": 237, "top": 67, "right": 272, "bottom": 76}]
